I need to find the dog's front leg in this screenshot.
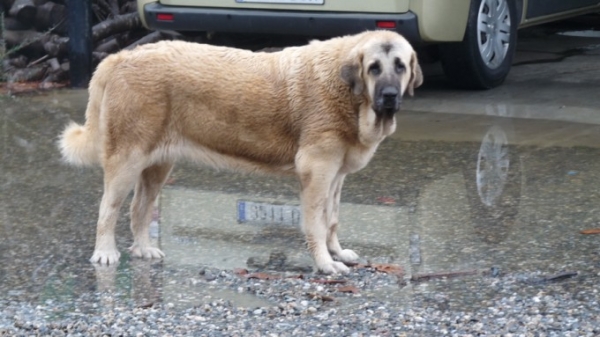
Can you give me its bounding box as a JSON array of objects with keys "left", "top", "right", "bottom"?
[
  {"left": 297, "top": 148, "right": 349, "bottom": 274},
  {"left": 327, "top": 175, "right": 359, "bottom": 265}
]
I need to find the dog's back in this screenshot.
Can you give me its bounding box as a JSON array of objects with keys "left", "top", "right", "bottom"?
[{"left": 59, "top": 41, "right": 298, "bottom": 171}]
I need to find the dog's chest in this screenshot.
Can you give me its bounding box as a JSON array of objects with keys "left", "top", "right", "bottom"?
[{"left": 342, "top": 144, "right": 379, "bottom": 174}]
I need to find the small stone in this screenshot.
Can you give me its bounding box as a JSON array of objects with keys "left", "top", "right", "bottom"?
[{"left": 204, "top": 272, "right": 217, "bottom": 281}]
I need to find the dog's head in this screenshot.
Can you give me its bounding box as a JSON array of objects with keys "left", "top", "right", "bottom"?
[{"left": 341, "top": 31, "right": 423, "bottom": 117}]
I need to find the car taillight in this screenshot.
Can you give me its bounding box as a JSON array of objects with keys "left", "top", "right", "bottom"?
[
  {"left": 157, "top": 13, "right": 174, "bottom": 21},
  {"left": 376, "top": 21, "right": 396, "bottom": 29}
]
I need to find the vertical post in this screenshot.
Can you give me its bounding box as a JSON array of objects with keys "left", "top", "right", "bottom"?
[
  {"left": 0, "top": 12, "right": 6, "bottom": 82},
  {"left": 67, "top": 0, "right": 92, "bottom": 88}
]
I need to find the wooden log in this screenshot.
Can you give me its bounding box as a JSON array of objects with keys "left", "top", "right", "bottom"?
[
  {"left": 92, "top": 12, "right": 140, "bottom": 42},
  {"left": 7, "top": 11, "right": 143, "bottom": 60},
  {"left": 4, "top": 29, "right": 69, "bottom": 59},
  {"left": 42, "top": 35, "right": 67, "bottom": 57},
  {"left": 46, "top": 57, "right": 59, "bottom": 71},
  {"left": 92, "top": 51, "right": 108, "bottom": 63},
  {"left": 91, "top": 3, "right": 108, "bottom": 22},
  {"left": 1, "top": 0, "right": 16, "bottom": 12},
  {"left": 124, "top": 31, "right": 162, "bottom": 50},
  {"left": 41, "top": 59, "right": 67, "bottom": 84},
  {"left": 2, "top": 60, "right": 11, "bottom": 74},
  {"left": 108, "top": 0, "right": 119, "bottom": 16},
  {"left": 9, "top": 0, "right": 36, "bottom": 23},
  {"left": 27, "top": 54, "right": 48, "bottom": 66},
  {"left": 3, "top": 16, "right": 32, "bottom": 30},
  {"left": 4, "top": 29, "right": 45, "bottom": 49},
  {"left": 34, "top": 1, "right": 66, "bottom": 31},
  {"left": 8, "top": 64, "right": 47, "bottom": 82},
  {"left": 41, "top": 68, "right": 67, "bottom": 85},
  {"left": 6, "top": 54, "right": 28, "bottom": 68},
  {"left": 120, "top": 0, "right": 136, "bottom": 14},
  {"left": 95, "top": 36, "right": 120, "bottom": 54}
]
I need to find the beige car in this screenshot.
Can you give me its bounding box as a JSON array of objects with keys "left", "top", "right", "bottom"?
[{"left": 138, "top": 0, "right": 600, "bottom": 89}]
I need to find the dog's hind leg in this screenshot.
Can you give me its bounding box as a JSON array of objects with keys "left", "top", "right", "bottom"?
[
  {"left": 129, "top": 162, "right": 174, "bottom": 259},
  {"left": 91, "top": 154, "right": 146, "bottom": 265},
  {"left": 326, "top": 175, "right": 359, "bottom": 265}
]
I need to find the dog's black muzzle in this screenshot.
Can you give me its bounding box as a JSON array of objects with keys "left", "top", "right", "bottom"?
[{"left": 374, "top": 85, "right": 401, "bottom": 117}]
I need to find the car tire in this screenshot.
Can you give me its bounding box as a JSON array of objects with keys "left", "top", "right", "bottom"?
[{"left": 439, "top": 0, "right": 518, "bottom": 89}]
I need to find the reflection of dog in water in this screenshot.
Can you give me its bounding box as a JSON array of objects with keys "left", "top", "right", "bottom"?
[
  {"left": 58, "top": 30, "right": 422, "bottom": 274},
  {"left": 247, "top": 250, "right": 314, "bottom": 273}
]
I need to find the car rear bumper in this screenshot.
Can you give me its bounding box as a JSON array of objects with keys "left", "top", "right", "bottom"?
[{"left": 143, "top": 3, "right": 421, "bottom": 43}]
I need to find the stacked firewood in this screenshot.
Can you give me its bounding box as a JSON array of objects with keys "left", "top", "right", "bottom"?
[{"left": 1, "top": 0, "right": 168, "bottom": 86}]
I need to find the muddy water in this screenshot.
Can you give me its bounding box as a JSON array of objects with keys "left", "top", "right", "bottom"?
[{"left": 1, "top": 84, "right": 600, "bottom": 314}]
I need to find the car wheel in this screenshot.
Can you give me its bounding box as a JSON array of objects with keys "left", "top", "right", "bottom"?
[{"left": 439, "top": 0, "right": 518, "bottom": 89}]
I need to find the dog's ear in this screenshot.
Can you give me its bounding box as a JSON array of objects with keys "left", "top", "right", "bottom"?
[
  {"left": 340, "top": 50, "right": 364, "bottom": 95},
  {"left": 407, "top": 52, "right": 423, "bottom": 96}
]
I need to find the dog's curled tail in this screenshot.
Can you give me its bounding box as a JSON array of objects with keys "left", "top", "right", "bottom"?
[
  {"left": 59, "top": 121, "right": 100, "bottom": 166},
  {"left": 58, "top": 53, "right": 122, "bottom": 166}
]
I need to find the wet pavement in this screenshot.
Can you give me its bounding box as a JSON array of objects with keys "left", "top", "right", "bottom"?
[{"left": 1, "top": 23, "right": 600, "bottom": 332}]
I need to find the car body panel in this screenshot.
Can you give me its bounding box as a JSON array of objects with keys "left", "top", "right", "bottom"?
[
  {"left": 525, "top": 0, "right": 599, "bottom": 18},
  {"left": 142, "top": 3, "right": 421, "bottom": 40},
  {"left": 158, "top": 0, "right": 410, "bottom": 13},
  {"left": 520, "top": 4, "right": 600, "bottom": 27},
  {"left": 409, "top": 0, "right": 471, "bottom": 42},
  {"left": 138, "top": 0, "right": 600, "bottom": 42},
  {"left": 138, "top": 0, "right": 154, "bottom": 27}
]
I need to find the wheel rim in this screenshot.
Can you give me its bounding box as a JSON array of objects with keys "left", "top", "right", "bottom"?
[
  {"left": 477, "top": 0, "right": 511, "bottom": 69},
  {"left": 476, "top": 126, "right": 509, "bottom": 207}
]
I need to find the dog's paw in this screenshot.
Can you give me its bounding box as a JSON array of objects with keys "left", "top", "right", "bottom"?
[
  {"left": 318, "top": 260, "right": 350, "bottom": 275},
  {"left": 129, "top": 245, "right": 165, "bottom": 260},
  {"left": 333, "top": 249, "right": 360, "bottom": 266},
  {"left": 90, "top": 249, "right": 121, "bottom": 265}
]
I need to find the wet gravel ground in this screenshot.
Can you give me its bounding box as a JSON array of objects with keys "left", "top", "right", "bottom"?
[
  {"left": 2, "top": 261, "right": 599, "bottom": 336},
  {"left": 3, "top": 39, "right": 600, "bottom": 335}
]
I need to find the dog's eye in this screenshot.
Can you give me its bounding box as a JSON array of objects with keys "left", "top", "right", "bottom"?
[
  {"left": 395, "top": 58, "right": 406, "bottom": 73},
  {"left": 368, "top": 62, "right": 381, "bottom": 76}
]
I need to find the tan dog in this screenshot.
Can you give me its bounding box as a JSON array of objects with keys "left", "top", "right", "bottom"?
[{"left": 59, "top": 30, "right": 422, "bottom": 274}]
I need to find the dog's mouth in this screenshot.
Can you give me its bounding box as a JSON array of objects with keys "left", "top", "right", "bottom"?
[
  {"left": 374, "top": 85, "right": 401, "bottom": 117},
  {"left": 373, "top": 99, "right": 401, "bottom": 117}
]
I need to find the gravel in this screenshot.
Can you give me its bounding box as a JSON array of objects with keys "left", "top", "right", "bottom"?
[{"left": 1, "top": 265, "right": 600, "bottom": 336}]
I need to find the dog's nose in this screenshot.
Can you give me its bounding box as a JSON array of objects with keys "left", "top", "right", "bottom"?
[{"left": 382, "top": 86, "right": 399, "bottom": 101}]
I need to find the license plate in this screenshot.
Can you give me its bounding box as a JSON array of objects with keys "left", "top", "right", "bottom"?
[
  {"left": 237, "top": 200, "right": 301, "bottom": 226},
  {"left": 236, "top": 0, "right": 324, "bottom": 4}
]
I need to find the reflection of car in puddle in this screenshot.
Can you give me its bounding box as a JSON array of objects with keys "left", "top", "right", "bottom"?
[{"left": 464, "top": 124, "right": 522, "bottom": 244}]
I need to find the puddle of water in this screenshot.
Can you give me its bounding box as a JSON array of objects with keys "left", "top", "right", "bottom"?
[{"left": 1, "top": 86, "right": 600, "bottom": 315}]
